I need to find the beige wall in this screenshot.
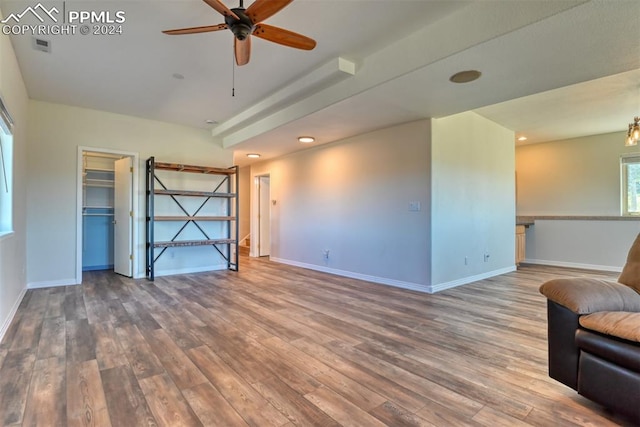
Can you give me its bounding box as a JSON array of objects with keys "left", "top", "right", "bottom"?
[
  {"left": 249, "top": 120, "right": 432, "bottom": 291},
  {"left": 516, "top": 131, "right": 635, "bottom": 215},
  {"left": 0, "top": 7, "right": 29, "bottom": 339},
  {"left": 516, "top": 131, "right": 640, "bottom": 270},
  {"left": 431, "top": 111, "right": 515, "bottom": 288},
  {"left": 27, "top": 101, "right": 233, "bottom": 285}
]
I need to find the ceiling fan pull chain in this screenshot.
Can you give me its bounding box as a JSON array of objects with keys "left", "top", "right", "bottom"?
[{"left": 232, "top": 49, "right": 236, "bottom": 97}]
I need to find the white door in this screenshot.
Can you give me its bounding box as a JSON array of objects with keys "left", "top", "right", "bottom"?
[
  {"left": 258, "top": 176, "right": 271, "bottom": 257},
  {"left": 114, "top": 157, "right": 133, "bottom": 276}
]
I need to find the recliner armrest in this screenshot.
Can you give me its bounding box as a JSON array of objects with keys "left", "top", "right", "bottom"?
[{"left": 539, "top": 278, "right": 640, "bottom": 315}]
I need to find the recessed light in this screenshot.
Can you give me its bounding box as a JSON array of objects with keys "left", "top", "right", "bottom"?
[
  {"left": 172, "top": 73, "right": 185, "bottom": 80},
  {"left": 449, "top": 70, "right": 481, "bottom": 84},
  {"left": 517, "top": 136, "right": 528, "bottom": 141},
  {"left": 298, "top": 136, "right": 315, "bottom": 143},
  {"left": 205, "top": 119, "right": 218, "bottom": 125},
  {"left": 247, "top": 153, "right": 261, "bottom": 158}
]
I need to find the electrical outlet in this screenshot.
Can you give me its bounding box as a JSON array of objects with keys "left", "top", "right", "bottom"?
[
  {"left": 323, "top": 250, "right": 330, "bottom": 259},
  {"left": 484, "top": 253, "right": 490, "bottom": 262},
  {"left": 464, "top": 256, "right": 468, "bottom": 265}
]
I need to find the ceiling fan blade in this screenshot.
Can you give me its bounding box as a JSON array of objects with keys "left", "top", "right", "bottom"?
[
  {"left": 235, "top": 37, "right": 251, "bottom": 66},
  {"left": 202, "top": 0, "right": 239, "bottom": 20},
  {"left": 253, "top": 24, "right": 316, "bottom": 50},
  {"left": 163, "top": 23, "right": 227, "bottom": 35},
  {"left": 246, "top": 0, "right": 293, "bottom": 24}
]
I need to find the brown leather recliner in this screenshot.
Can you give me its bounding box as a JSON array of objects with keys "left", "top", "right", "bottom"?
[{"left": 539, "top": 234, "right": 640, "bottom": 424}]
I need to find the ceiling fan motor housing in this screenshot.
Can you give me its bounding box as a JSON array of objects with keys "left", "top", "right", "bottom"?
[{"left": 226, "top": 8, "right": 254, "bottom": 40}]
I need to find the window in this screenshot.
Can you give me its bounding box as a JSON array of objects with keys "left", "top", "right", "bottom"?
[
  {"left": 621, "top": 155, "right": 640, "bottom": 216},
  {"left": 0, "top": 95, "right": 14, "bottom": 236}
]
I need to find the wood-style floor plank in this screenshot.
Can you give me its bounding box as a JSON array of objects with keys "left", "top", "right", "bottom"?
[
  {"left": 115, "top": 324, "right": 164, "bottom": 380},
  {"left": 186, "top": 345, "right": 290, "bottom": 427},
  {"left": 100, "top": 364, "right": 157, "bottom": 426},
  {"left": 182, "top": 382, "right": 249, "bottom": 427},
  {"left": 143, "top": 329, "right": 208, "bottom": 390},
  {"left": 66, "top": 359, "right": 111, "bottom": 427},
  {"left": 36, "top": 316, "right": 65, "bottom": 360},
  {"left": 252, "top": 376, "right": 340, "bottom": 427},
  {"left": 22, "top": 356, "right": 66, "bottom": 426},
  {"left": 0, "top": 259, "right": 634, "bottom": 426},
  {"left": 304, "top": 385, "right": 388, "bottom": 427},
  {"left": 137, "top": 373, "right": 203, "bottom": 427},
  {"left": 91, "top": 321, "right": 127, "bottom": 371},
  {"left": 66, "top": 318, "right": 95, "bottom": 364},
  {"left": 0, "top": 350, "right": 35, "bottom": 425}
]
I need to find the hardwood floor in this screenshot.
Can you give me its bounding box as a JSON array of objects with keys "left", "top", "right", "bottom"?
[{"left": 0, "top": 257, "right": 634, "bottom": 426}]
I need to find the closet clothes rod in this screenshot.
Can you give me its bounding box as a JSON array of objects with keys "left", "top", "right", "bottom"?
[{"left": 82, "top": 213, "right": 115, "bottom": 217}]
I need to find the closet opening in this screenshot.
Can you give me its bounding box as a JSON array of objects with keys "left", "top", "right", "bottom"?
[{"left": 77, "top": 148, "right": 138, "bottom": 281}]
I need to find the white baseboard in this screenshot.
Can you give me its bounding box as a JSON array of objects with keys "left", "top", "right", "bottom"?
[
  {"left": 28, "top": 278, "right": 78, "bottom": 289},
  {"left": 524, "top": 258, "right": 622, "bottom": 273},
  {"left": 0, "top": 287, "right": 27, "bottom": 343},
  {"left": 271, "top": 258, "right": 517, "bottom": 294},
  {"left": 428, "top": 266, "right": 517, "bottom": 293},
  {"left": 270, "top": 257, "right": 432, "bottom": 293},
  {"left": 153, "top": 264, "right": 228, "bottom": 278}
]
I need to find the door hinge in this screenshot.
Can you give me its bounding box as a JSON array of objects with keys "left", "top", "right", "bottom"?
[
  {"left": 130, "top": 167, "right": 133, "bottom": 173},
  {"left": 130, "top": 254, "right": 133, "bottom": 260},
  {"left": 130, "top": 211, "right": 133, "bottom": 217}
]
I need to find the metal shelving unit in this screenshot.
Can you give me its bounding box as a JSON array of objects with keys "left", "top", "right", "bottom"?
[{"left": 146, "top": 157, "right": 239, "bottom": 280}]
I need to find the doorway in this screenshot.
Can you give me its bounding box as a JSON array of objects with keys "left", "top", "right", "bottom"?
[
  {"left": 76, "top": 147, "right": 138, "bottom": 282},
  {"left": 257, "top": 175, "right": 271, "bottom": 257}
]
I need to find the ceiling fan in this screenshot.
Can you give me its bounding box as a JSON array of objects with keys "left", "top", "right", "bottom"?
[{"left": 163, "top": 0, "right": 317, "bottom": 66}]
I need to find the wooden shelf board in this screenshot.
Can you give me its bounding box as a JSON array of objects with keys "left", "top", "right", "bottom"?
[
  {"left": 154, "top": 162, "right": 236, "bottom": 175},
  {"left": 154, "top": 216, "right": 235, "bottom": 221},
  {"left": 154, "top": 189, "right": 236, "bottom": 198},
  {"left": 154, "top": 239, "right": 236, "bottom": 248}
]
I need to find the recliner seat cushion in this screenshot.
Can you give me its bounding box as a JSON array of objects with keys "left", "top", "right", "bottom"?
[
  {"left": 580, "top": 311, "right": 640, "bottom": 343},
  {"left": 618, "top": 233, "right": 640, "bottom": 293}
]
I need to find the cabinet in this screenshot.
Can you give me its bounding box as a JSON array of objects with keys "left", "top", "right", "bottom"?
[
  {"left": 516, "top": 225, "right": 526, "bottom": 265},
  {"left": 82, "top": 153, "right": 115, "bottom": 271},
  {"left": 146, "top": 157, "right": 239, "bottom": 280}
]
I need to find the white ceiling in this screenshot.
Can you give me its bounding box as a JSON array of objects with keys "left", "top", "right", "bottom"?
[{"left": 2, "top": 0, "right": 639, "bottom": 166}]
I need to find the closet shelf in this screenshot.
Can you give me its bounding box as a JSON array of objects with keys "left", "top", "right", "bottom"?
[
  {"left": 84, "top": 179, "right": 115, "bottom": 188},
  {"left": 84, "top": 167, "right": 114, "bottom": 173}
]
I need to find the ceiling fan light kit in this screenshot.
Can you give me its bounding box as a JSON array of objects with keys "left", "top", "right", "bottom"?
[{"left": 163, "top": 0, "right": 316, "bottom": 66}]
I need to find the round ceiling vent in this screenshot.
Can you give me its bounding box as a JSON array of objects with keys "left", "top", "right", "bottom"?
[{"left": 449, "top": 70, "right": 482, "bottom": 84}]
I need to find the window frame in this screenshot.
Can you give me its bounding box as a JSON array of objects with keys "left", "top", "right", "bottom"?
[
  {"left": 0, "top": 94, "right": 14, "bottom": 239},
  {"left": 621, "top": 154, "right": 640, "bottom": 216}
]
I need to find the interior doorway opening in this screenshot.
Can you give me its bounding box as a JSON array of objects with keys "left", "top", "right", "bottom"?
[
  {"left": 76, "top": 147, "right": 138, "bottom": 282},
  {"left": 255, "top": 174, "right": 271, "bottom": 257}
]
